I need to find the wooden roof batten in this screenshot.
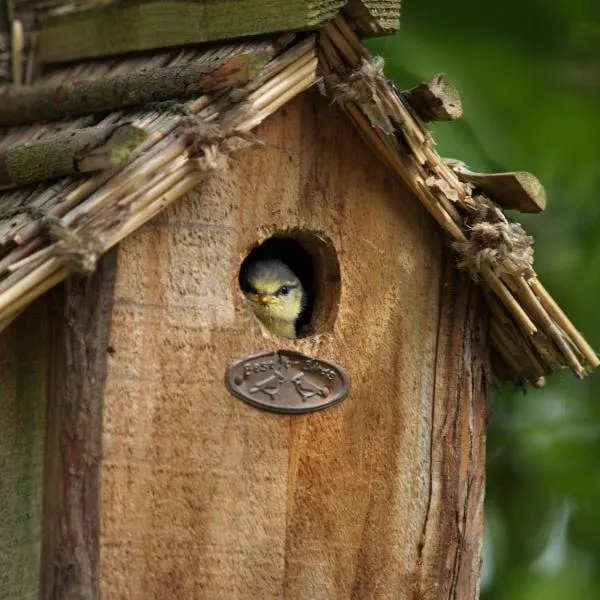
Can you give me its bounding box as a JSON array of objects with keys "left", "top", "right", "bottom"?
[{"left": 0, "top": 0, "right": 596, "bottom": 385}]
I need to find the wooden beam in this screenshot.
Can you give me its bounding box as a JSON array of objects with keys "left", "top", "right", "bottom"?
[
  {"left": 38, "top": 0, "right": 345, "bottom": 64},
  {"left": 40, "top": 250, "right": 118, "bottom": 600},
  {"left": 0, "top": 49, "right": 272, "bottom": 125}
]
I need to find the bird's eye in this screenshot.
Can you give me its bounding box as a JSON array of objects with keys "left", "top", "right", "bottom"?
[{"left": 278, "top": 285, "right": 289, "bottom": 296}]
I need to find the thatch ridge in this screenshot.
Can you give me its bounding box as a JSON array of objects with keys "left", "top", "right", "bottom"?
[{"left": 317, "top": 15, "right": 598, "bottom": 383}]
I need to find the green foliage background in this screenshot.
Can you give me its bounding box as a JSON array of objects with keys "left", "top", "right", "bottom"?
[{"left": 368, "top": 2, "right": 600, "bottom": 597}]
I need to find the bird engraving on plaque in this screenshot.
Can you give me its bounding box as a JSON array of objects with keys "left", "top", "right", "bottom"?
[{"left": 225, "top": 350, "right": 349, "bottom": 414}]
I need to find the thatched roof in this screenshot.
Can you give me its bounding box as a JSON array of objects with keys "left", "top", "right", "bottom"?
[{"left": 0, "top": 0, "right": 597, "bottom": 384}]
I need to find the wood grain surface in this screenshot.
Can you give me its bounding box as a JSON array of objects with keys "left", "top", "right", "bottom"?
[
  {"left": 416, "top": 256, "right": 489, "bottom": 599},
  {"left": 98, "top": 90, "right": 488, "bottom": 599},
  {"left": 40, "top": 250, "right": 118, "bottom": 600}
]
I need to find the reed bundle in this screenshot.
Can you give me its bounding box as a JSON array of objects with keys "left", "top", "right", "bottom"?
[
  {"left": 318, "top": 14, "right": 597, "bottom": 383},
  {"left": 0, "top": 35, "right": 318, "bottom": 330}
]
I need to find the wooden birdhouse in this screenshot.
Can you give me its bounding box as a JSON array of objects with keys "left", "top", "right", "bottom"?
[{"left": 0, "top": 1, "right": 597, "bottom": 599}]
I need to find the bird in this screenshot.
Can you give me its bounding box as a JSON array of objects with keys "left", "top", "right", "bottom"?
[{"left": 240, "top": 257, "right": 306, "bottom": 339}]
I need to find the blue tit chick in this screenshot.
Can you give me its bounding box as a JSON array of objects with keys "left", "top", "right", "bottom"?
[{"left": 240, "top": 257, "right": 306, "bottom": 339}]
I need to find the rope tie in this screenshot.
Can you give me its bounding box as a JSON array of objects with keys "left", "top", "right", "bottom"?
[
  {"left": 321, "top": 59, "right": 534, "bottom": 283},
  {"left": 453, "top": 197, "right": 534, "bottom": 279},
  {"left": 320, "top": 56, "right": 395, "bottom": 135},
  {"left": 180, "top": 119, "right": 267, "bottom": 172},
  {"left": 44, "top": 217, "right": 102, "bottom": 275}
]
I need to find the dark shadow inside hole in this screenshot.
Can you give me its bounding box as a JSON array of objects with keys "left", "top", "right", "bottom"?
[{"left": 239, "top": 232, "right": 340, "bottom": 339}]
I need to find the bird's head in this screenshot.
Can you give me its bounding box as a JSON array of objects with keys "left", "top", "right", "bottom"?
[{"left": 240, "top": 258, "right": 305, "bottom": 339}]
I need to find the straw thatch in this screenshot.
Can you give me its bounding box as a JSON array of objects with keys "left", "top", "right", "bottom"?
[{"left": 0, "top": 7, "right": 596, "bottom": 385}]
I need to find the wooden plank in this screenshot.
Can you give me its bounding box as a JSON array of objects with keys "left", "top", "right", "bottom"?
[
  {"left": 0, "top": 301, "right": 48, "bottom": 600},
  {"left": 97, "top": 90, "right": 487, "bottom": 598},
  {"left": 451, "top": 165, "right": 547, "bottom": 213},
  {"left": 40, "top": 251, "right": 118, "bottom": 600},
  {"left": 415, "top": 254, "right": 489, "bottom": 599},
  {"left": 38, "top": 0, "right": 345, "bottom": 64}
]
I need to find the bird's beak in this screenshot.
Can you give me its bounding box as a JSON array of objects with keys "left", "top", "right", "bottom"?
[{"left": 247, "top": 293, "right": 278, "bottom": 306}]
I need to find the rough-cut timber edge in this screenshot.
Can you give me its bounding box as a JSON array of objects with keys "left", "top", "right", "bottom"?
[
  {"left": 0, "top": 123, "right": 148, "bottom": 187},
  {"left": 0, "top": 50, "right": 272, "bottom": 126},
  {"left": 40, "top": 249, "right": 118, "bottom": 600},
  {"left": 346, "top": 0, "right": 401, "bottom": 35},
  {"left": 402, "top": 74, "right": 463, "bottom": 122},
  {"left": 415, "top": 252, "right": 488, "bottom": 599}
]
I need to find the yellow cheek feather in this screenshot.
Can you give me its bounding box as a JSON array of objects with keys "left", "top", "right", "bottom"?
[{"left": 244, "top": 276, "right": 303, "bottom": 339}]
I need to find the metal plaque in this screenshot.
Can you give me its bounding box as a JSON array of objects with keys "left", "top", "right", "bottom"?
[{"left": 225, "top": 350, "right": 350, "bottom": 414}]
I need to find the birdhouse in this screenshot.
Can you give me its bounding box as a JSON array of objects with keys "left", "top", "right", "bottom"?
[{"left": 0, "top": 1, "right": 596, "bottom": 599}]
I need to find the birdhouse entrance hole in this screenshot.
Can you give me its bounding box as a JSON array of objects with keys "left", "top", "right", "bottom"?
[{"left": 239, "top": 232, "right": 341, "bottom": 338}]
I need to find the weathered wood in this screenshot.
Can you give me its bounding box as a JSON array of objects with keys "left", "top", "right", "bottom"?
[
  {"left": 416, "top": 254, "right": 488, "bottom": 599},
  {"left": 38, "top": 0, "right": 344, "bottom": 63},
  {"left": 40, "top": 250, "right": 118, "bottom": 600},
  {"left": 95, "top": 91, "right": 487, "bottom": 598},
  {"left": 449, "top": 163, "right": 547, "bottom": 213},
  {"left": 36, "top": 0, "right": 401, "bottom": 65},
  {"left": 0, "top": 124, "right": 147, "bottom": 187},
  {"left": 0, "top": 49, "right": 272, "bottom": 125},
  {"left": 403, "top": 74, "right": 463, "bottom": 122},
  {"left": 0, "top": 301, "right": 48, "bottom": 600},
  {"left": 346, "top": 0, "right": 401, "bottom": 36}
]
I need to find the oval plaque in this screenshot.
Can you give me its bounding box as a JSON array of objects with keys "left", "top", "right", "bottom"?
[{"left": 225, "top": 350, "right": 350, "bottom": 414}]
